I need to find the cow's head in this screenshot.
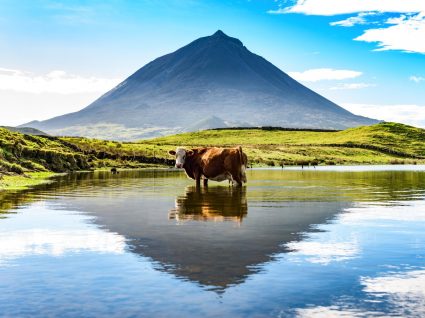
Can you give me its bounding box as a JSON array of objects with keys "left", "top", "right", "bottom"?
[{"left": 169, "top": 148, "right": 194, "bottom": 168}]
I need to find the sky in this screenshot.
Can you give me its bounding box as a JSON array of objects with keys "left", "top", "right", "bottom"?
[{"left": 0, "top": 0, "right": 424, "bottom": 127}]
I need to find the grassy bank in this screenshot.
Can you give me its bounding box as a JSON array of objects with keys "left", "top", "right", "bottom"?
[
  {"left": 1, "top": 122, "right": 424, "bottom": 189},
  {"left": 0, "top": 172, "right": 58, "bottom": 191},
  {"left": 0, "top": 126, "right": 169, "bottom": 175},
  {"left": 0, "top": 126, "right": 166, "bottom": 192},
  {"left": 64, "top": 122, "right": 425, "bottom": 167}
]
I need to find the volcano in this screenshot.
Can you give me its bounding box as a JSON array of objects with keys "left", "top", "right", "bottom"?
[{"left": 24, "top": 30, "right": 378, "bottom": 140}]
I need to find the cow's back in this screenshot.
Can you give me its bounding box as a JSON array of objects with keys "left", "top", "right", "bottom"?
[{"left": 200, "top": 147, "right": 243, "bottom": 180}]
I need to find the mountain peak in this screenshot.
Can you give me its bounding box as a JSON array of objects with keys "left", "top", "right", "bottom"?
[
  {"left": 209, "top": 30, "right": 243, "bottom": 46},
  {"left": 212, "top": 30, "right": 227, "bottom": 37}
]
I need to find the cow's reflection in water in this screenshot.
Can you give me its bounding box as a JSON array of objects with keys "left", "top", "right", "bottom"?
[{"left": 169, "top": 186, "right": 247, "bottom": 222}]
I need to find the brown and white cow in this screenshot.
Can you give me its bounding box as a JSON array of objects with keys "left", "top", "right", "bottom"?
[{"left": 169, "top": 146, "right": 248, "bottom": 186}]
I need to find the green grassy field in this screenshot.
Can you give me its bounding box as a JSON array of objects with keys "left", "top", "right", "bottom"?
[
  {"left": 1, "top": 122, "right": 424, "bottom": 191},
  {"left": 0, "top": 126, "right": 164, "bottom": 191},
  {"left": 64, "top": 122, "right": 425, "bottom": 167},
  {"left": 0, "top": 172, "right": 58, "bottom": 191}
]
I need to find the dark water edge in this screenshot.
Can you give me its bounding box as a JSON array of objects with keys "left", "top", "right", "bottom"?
[{"left": 0, "top": 167, "right": 425, "bottom": 317}]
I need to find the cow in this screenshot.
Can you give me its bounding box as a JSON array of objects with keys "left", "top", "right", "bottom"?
[{"left": 169, "top": 146, "right": 248, "bottom": 186}]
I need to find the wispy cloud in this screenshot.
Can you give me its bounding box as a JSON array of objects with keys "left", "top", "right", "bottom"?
[
  {"left": 362, "top": 270, "right": 425, "bottom": 317},
  {"left": 296, "top": 269, "right": 425, "bottom": 317},
  {"left": 342, "top": 103, "right": 425, "bottom": 128},
  {"left": 0, "top": 205, "right": 125, "bottom": 265},
  {"left": 331, "top": 83, "right": 376, "bottom": 90},
  {"left": 288, "top": 68, "right": 362, "bottom": 82},
  {"left": 45, "top": 2, "right": 99, "bottom": 25},
  {"left": 271, "top": 0, "right": 425, "bottom": 16},
  {"left": 0, "top": 67, "right": 121, "bottom": 94},
  {"left": 409, "top": 75, "right": 425, "bottom": 83},
  {"left": 330, "top": 12, "right": 376, "bottom": 27},
  {"left": 355, "top": 13, "right": 425, "bottom": 53},
  {"left": 271, "top": 0, "right": 425, "bottom": 54},
  {"left": 287, "top": 240, "right": 360, "bottom": 265}
]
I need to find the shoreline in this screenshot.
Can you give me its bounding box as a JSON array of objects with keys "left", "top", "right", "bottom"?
[
  {"left": 0, "top": 172, "right": 60, "bottom": 192},
  {"left": 2, "top": 164, "right": 425, "bottom": 193}
]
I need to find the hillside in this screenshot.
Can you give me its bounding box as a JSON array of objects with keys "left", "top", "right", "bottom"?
[
  {"left": 2, "top": 123, "right": 423, "bottom": 187},
  {"left": 64, "top": 122, "right": 425, "bottom": 166},
  {"left": 0, "top": 126, "right": 48, "bottom": 136},
  {"left": 0, "top": 127, "right": 170, "bottom": 179},
  {"left": 23, "top": 30, "right": 377, "bottom": 140}
]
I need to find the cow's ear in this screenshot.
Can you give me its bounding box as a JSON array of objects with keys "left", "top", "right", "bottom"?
[
  {"left": 169, "top": 150, "right": 176, "bottom": 155},
  {"left": 187, "top": 150, "right": 194, "bottom": 156}
]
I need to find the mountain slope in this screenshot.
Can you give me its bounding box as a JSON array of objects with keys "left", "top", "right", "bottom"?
[
  {"left": 1, "top": 126, "right": 48, "bottom": 136},
  {"left": 24, "top": 30, "right": 378, "bottom": 140}
]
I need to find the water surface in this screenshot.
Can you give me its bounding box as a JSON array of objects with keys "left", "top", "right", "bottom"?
[{"left": 1, "top": 167, "right": 425, "bottom": 317}]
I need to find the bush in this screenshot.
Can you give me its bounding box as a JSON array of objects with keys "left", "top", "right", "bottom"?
[
  {"left": 0, "top": 160, "right": 24, "bottom": 174},
  {"left": 390, "top": 159, "right": 405, "bottom": 165}
]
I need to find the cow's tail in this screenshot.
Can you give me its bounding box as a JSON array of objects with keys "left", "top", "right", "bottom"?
[{"left": 238, "top": 146, "right": 247, "bottom": 183}]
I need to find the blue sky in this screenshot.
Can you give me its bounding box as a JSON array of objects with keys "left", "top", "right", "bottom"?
[{"left": 0, "top": 0, "right": 424, "bottom": 127}]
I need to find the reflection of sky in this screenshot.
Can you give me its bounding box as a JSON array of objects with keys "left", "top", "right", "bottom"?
[
  {"left": 1, "top": 176, "right": 425, "bottom": 317},
  {"left": 0, "top": 203, "right": 125, "bottom": 265},
  {"left": 254, "top": 165, "right": 425, "bottom": 172},
  {"left": 296, "top": 269, "right": 425, "bottom": 317},
  {"left": 285, "top": 199, "right": 425, "bottom": 317},
  {"left": 286, "top": 200, "right": 425, "bottom": 267},
  {"left": 286, "top": 240, "right": 360, "bottom": 265}
]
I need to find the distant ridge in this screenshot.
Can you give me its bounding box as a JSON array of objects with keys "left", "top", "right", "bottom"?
[
  {"left": 23, "top": 30, "right": 378, "bottom": 140},
  {"left": 211, "top": 126, "right": 341, "bottom": 132},
  {"left": 1, "top": 126, "right": 49, "bottom": 136}
]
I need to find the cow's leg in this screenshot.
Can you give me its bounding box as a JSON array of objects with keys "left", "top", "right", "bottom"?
[
  {"left": 227, "top": 173, "right": 233, "bottom": 187},
  {"left": 203, "top": 178, "right": 208, "bottom": 187},
  {"left": 194, "top": 170, "right": 202, "bottom": 187},
  {"left": 231, "top": 173, "right": 243, "bottom": 186}
]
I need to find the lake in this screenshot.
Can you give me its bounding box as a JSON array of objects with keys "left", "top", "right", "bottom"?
[{"left": 1, "top": 166, "right": 425, "bottom": 317}]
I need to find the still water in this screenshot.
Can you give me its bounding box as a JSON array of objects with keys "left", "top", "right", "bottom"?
[{"left": 1, "top": 166, "right": 425, "bottom": 317}]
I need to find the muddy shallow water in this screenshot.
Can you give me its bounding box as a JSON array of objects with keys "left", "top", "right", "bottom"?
[{"left": 1, "top": 166, "right": 425, "bottom": 317}]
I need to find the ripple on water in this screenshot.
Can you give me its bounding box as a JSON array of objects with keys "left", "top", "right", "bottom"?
[{"left": 0, "top": 168, "right": 424, "bottom": 317}]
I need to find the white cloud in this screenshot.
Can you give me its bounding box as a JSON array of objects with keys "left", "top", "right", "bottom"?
[
  {"left": 0, "top": 67, "right": 121, "bottom": 94},
  {"left": 342, "top": 103, "right": 425, "bottom": 128},
  {"left": 286, "top": 240, "right": 360, "bottom": 265},
  {"left": 363, "top": 270, "right": 425, "bottom": 295},
  {"left": 288, "top": 68, "right": 362, "bottom": 82},
  {"left": 341, "top": 201, "right": 425, "bottom": 224},
  {"left": 355, "top": 13, "right": 425, "bottom": 53},
  {"left": 330, "top": 12, "right": 375, "bottom": 27},
  {"left": 296, "top": 306, "right": 368, "bottom": 318},
  {"left": 0, "top": 90, "right": 102, "bottom": 126},
  {"left": 362, "top": 270, "right": 425, "bottom": 317},
  {"left": 272, "top": 0, "right": 425, "bottom": 16},
  {"left": 330, "top": 83, "right": 375, "bottom": 90},
  {"left": 409, "top": 75, "right": 425, "bottom": 83},
  {"left": 0, "top": 204, "right": 125, "bottom": 265},
  {"left": 295, "top": 269, "right": 425, "bottom": 317},
  {"left": 271, "top": 1, "right": 425, "bottom": 54},
  {"left": 0, "top": 229, "right": 125, "bottom": 263},
  {"left": 0, "top": 67, "right": 124, "bottom": 125}
]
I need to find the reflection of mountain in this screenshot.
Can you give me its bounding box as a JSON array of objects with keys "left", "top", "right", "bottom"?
[
  {"left": 34, "top": 176, "right": 350, "bottom": 289},
  {"left": 169, "top": 186, "right": 248, "bottom": 222},
  {"left": 2, "top": 169, "right": 425, "bottom": 290}
]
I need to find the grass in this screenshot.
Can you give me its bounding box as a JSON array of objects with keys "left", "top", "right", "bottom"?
[
  {"left": 1, "top": 122, "right": 424, "bottom": 188},
  {"left": 64, "top": 122, "right": 424, "bottom": 167},
  {"left": 0, "top": 172, "right": 58, "bottom": 191},
  {"left": 147, "top": 122, "right": 425, "bottom": 157},
  {"left": 1, "top": 122, "right": 424, "bottom": 192}
]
